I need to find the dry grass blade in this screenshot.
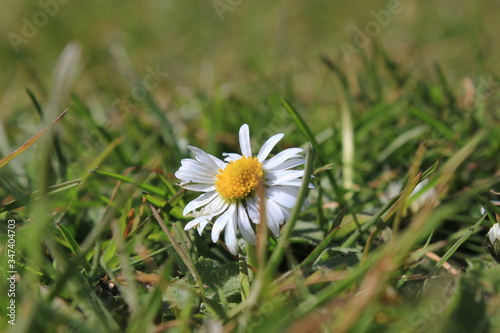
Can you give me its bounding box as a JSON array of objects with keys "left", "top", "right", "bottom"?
[{"left": 0, "top": 109, "right": 68, "bottom": 168}]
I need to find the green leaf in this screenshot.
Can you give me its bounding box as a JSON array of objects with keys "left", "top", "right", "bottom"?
[
  {"left": 195, "top": 257, "right": 240, "bottom": 300},
  {"left": 164, "top": 278, "right": 200, "bottom": 310}
]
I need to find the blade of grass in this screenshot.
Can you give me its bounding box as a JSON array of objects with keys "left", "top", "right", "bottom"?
[
  {"left": 280, "top": 98, "right": 345, "bottom": 206},
  {"left": 47, "top": 171, "right": 154, "bottom": 301},
  {"left": 434, "top": 62, "right": 456, "bottom": 109},
  {"left": 129, "top": 259, "right": 174, "bottom": 332},
  {"left": 92, "top": 169, "right": 166, "bottom": 196},
  {"left": 297, "top": 166, "right": 490, "bottom": 320},
  {"left": 408, "top": 106, "right": 456, "bottom": 141},
  {"left": 149, "top": 204, "right": 203, "bottom": 291},
  {"left": 299, "top": 207, "right": 346, "bottom": 270},
  {"left": 264, "top": 145, "right": 315, "bottom": 278},
  {"left": 57, "top": 223, "right": 92, "bottom": 271},
  {"left": 341, "top": 103, "right": 354, "bottom": 192},
  {"left": 376, "top": 125, "right": 427, "bottom": 163},
  {"left": 430, "top": 215, "right": 486, "bottom": 277},
  {"left": 0, "top": 179, "right": 81, "bottom": 213},
  {"left": 0, "top": 109, "right": 68, "bottom": 168},
  {"left": 229, "top": 146, "right": 315, "bottom": 318},
  {"left": 26, "top": 88, "right": 44, "bottom": 116}
]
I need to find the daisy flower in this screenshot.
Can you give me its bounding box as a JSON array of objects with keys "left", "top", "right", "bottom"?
[{"left": 175, "top": 124, "right": 313, "bottom": 255}]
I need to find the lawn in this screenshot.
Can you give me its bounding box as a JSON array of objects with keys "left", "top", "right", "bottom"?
[{"left": 1, "top": 1, "right": 500, "bottom": 332}]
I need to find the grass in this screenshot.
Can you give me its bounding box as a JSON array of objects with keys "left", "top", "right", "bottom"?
[{"left": 1, "top": 1, "right": 500, "bottom": 332}]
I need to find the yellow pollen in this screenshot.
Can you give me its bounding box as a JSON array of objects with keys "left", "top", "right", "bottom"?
[{"left": 215, "top": 156, "right": 263, "bottom": 201}]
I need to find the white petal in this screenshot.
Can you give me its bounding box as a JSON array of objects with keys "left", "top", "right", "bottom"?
[
  {"left": 209, "top": 155, "right": 226, "bottom": 169},
  {"left": 195, "top": 196, "right": 229, "bottom": 218},
  {"left": 274, "top": 180, "right": 315, "bottom": 188},
  {"left": 197, "top": 220, "right": 210, "bottom": 235},
  {"left": 180, "top": 158, "right": 217, "bottom": 176},
  {"left": 185, "top": 215, "right": 211, "bottom": 231},
  {"left": 246, "top": 197, "right": 261, "bottom": 224},
  {"left": 237, "top": 203, "right": 257, "bottom": 245},
  {"left": 257, "top": 133, "right": 284, "bottom": 162},
  {"left": 175, "top": 171, "right": 215, "bottom": 184},
  {"left": 212, "top": 204, "right": 236, "bottom": 243},
  {"left": 266, "top": 170, "right": 305, "bottom": 185},
  {"left": 489, "top": 224, "right": 500, "bottom": 244},
  {"left": 223, "top": 153, "right": 242, "bottom": 162},
  {"left": 263, "top": 148, "right": 303, "bottom": 169},
  {"left": 183, "top": 191, "right": 218, "bottom": 215},
  {"left": 265, "top": 158, "right": 305, "bottom": 172},
  {"left": 224, "top": 208, "right": 238, "bottom": 255},
  {"left": 489, "top": 226, "right": 497, "bottom": 244},
  {"left": 266, "top": 199, "right": 282, "bottom": 236},
  {"left": 266, "top": 186, "right": 299, "bottom": 208},
  {"left": 188, "top": 146, "right": 225, "bottom": 171},
  {"left": 274, "top": 202, "right": 291, "bottom": 225},
  {"left": 239, "top": 124, "right": 252, "bottom": 156},
  {"left": 180, "top": 183, "right": 216, "bottom": 192},
  {"left": 207, "top": 195, "right": 228, "bottom": 211}
]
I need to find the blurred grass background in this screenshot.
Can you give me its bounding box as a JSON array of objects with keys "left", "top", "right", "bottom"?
[{"left": 1, "top": 0, "right": 500, "bottom": 332}]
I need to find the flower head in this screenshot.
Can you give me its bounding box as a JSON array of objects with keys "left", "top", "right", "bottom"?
[
  {"left": 487, "top": 223, "right": 500, "bottom": 263},
  {"left": 175, "top": 124, "right": 313, "bottom": 255}
]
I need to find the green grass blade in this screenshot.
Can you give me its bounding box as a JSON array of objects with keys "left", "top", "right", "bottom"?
[
  {"left": 430, "top": 215, "right": 486, "bottom": 276},
  {"left": 408, "top": 106, "right": 456, "bottom": 141},
  {"left": 265, "top": 145, "right": 315, "bottom": 278},
  {"left": 280, "top": 98, "right": 346, "bottom": 205},
  {"left": 0, "top": 179, "right": 81, "bottom": 213},
  {"left": 300, "top": 207, "right": 346, "bottom": 269},
  {"left": 92, "top": 169, "right": 166, "bottom": 196},
  {"left": 57, "top": 223, "right": 92, "bottom": 271}
]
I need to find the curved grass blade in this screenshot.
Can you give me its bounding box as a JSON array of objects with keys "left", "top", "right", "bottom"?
[{"left": 0, "top": 179, "right": 81, "bottom": 213}]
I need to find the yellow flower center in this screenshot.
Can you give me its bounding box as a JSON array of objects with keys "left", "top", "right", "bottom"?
[{"left": 215, "top": 156, "right": 264, "bottom": 201}]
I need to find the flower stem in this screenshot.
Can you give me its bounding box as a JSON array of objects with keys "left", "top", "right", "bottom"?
[
  {"left": 239, "top": 242, "right": 258, "bottom": 302},
  {"left": 247, "top": 242, "right": 258, "bottom": 272}
]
